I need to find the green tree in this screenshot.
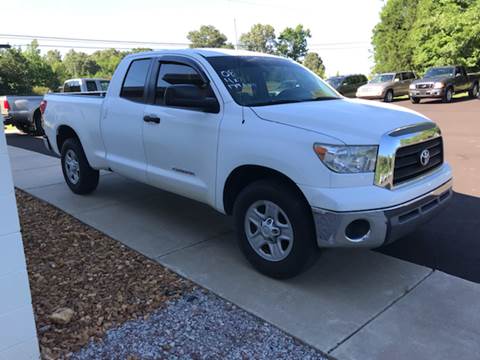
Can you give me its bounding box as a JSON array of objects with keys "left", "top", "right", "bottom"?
[
  {"left": 239, "top": 24, "right": 276, "bottom": 53},
  {"left": 0, "top": 47, "right": 33, "bottom": 95},
  {"left": 63, "top": 50, "right": 100, "bottom": 78},
  {"left": 23, "top": 40, "right": 56, "bottom": 89},
  {"left": 372, "top": 0, "right": 480, "bottom": 74},
  {"left": 44, "top": 49, "right": 66, "bottom": 90},
  {"left": 187, "top": 25, "right": 234, "bottom": 48},
  {"left": 371, "top": 0, "right": 419, "bottom": 73},
  {"left": 90, "top": 49, "right": 125, "bottom": 78},
  {"left": 276, "top": 25, "right": 311, "bottom": 61},
  {"left": 410, "top": 0, "right": 480, "bottom": 71},
  {"left": 303, "top": 52, "right": 326, "bottom": 78}
]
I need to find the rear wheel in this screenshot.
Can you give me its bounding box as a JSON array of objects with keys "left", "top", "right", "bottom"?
[
  {"left": 233, "top": 179, "right": 318, "bottom": 279},
  {"left": 469, "top": 83, "right": 479, "bottom": 99},
  {"left": 442, "top": 87, "right": 453, "bottom": 103},
  {"left": 61, "top": 138, "right": 99, "bottom": 194},
  {"left": 410, "top": 97, "right": 421, "bottom": 104},
  {"left": 384, "top": 89, "right": 394, "bottom": 103}
]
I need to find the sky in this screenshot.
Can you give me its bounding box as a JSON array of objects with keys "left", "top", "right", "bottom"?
[{"left": 1, "top": 0, "right": 385, "bottom": 76}]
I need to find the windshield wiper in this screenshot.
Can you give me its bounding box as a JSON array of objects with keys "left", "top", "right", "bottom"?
[
  {"left": 250, "top": 99, "right": 305, "bottom": 107},
  {"left": 307, "top": 96, "right": 338, "bottom": 102},
  {"left": 250, "top": 97, "right": 338, "bottom": 107}
]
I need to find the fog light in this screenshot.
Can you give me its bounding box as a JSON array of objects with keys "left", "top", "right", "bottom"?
[{"left": 345, "top": 219, "right": 371, "bottom": 242}]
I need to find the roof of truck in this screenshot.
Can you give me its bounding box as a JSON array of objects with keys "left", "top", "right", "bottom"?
[{"left": 126, "top": 48, "right": 278, "bottom": 59}]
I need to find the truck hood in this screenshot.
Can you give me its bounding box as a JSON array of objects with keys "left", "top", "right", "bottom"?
[
  {"left": 413, "top": 75, "right": 450, "bottom": 84},
  {"left": 250, "top": 98, "right": 431, "bottom": 145}
]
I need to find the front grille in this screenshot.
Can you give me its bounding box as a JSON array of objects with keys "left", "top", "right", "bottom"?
[
  {"left": 393, "top": 137, "right": 443, "bottom": 185},
  {"left": 416, "top": 83, "right": 433, "bottom": 89}
]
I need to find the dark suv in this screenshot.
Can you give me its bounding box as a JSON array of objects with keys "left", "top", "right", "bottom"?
[{"left": 326, "top": 74, "right": 368, "bottom": 98}]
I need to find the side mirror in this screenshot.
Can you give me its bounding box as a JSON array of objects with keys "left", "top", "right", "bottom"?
[
  {"left": 455, "top": 73, "right": 461, "bottom": 77},
  {"left": 164, "top": 84, "right": 220, "bottom": 113}
]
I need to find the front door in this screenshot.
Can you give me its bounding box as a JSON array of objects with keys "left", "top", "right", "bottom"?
[
  {"left": 101, "top": 58, "right": 152, "bottom": 182},
  {"left": 142, "top": 57, "right": 222, "bottom": 204}
]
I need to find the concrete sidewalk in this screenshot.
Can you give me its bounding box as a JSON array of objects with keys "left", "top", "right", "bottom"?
[{"left": 8, "top": 145, "right": 480, "bottom": 359}]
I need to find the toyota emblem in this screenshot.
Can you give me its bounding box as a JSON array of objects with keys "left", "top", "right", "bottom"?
[{"left": 419, "top": 149, "right": 430, "bottom": 166}]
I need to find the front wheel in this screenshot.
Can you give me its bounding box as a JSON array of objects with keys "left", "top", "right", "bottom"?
[
  {"left": 469, "top": 83, "right": 479, "bottom": 99},
  {"left": 384, "top": 89, "right": 394, "bottom": 103},
  {"left": 61, "top": 138, "right": 99, "bottom": 194},
  {"left": 411, "top": 97, "right": 421, "bottom": 104},
  {"left": 233, "top": 179, "right": 318, "bottom": 279},
  {"left": 442, "top": 87, "right": 453, "bottom": 103}
]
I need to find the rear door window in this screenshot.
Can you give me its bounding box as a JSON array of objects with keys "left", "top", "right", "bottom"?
[
  {"left": 120, "top": 59, "right": 151, "bottom": 103},
  {"left": 86, "top": 81, "right": 97, "bottom": 92}
]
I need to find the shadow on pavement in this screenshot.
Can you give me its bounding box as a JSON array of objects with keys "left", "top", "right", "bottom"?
[
  {"left": 379, "top": 191, "right": 480, "bottom": 283},
  {"left": 6, "top": 132, "right": 58, "bottom": 157}
]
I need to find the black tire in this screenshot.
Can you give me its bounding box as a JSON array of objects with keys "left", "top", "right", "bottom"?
[
  {"left": 442, "top": 87, "right": 453, "bottom": 103},
  {"left": 32, "top": 110, "right": 44, "bottom": 136},
  {"left": 469, "top": 83, "right": 479, "bottom": 99},
  {"left": 233, "top": 179, "right": 318, "bottom": 279},
  {"left": 61, "top": 138, "right": 99, "bottom": 195},
  {"left": 410, "top": 97, "right": 421, "bottom": 104},
  {"left": 383, "top": 89, "right": 394, "bottom": 103}
]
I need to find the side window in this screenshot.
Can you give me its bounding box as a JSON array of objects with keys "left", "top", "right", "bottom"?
[
  {"left": 394, "top": 73, "right": 402, "bottom": 81},
  {"left": 120, "top": 59, "right": 151, "bottom": 102},
  {"left": 86, "top": 81, "right": 97, "bottom": 92},
  {"left": 155, "top": 62, "right": 212, "bottom": 106},
  {"left": 64, "top": 81, "right": 81, "bottom": 92}
]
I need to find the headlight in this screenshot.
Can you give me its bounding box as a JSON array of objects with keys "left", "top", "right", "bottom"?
[
  {"left": 433, "top": 82, "right": 445, "bottom": 89},
  {"left": 314, "top": 144, "right": 378, "bottom": 173},
  {"left": 409, "top": 84, "right": 416, "bottom": 90}
]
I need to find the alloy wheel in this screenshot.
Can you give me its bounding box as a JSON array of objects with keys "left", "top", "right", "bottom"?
[{"left": 244, "top": 200, "right": 294, "bottom": 262}]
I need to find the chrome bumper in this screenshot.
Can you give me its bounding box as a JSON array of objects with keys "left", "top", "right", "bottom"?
[{"left": 312, "top": 179, "right": 453, "bottom": 248}]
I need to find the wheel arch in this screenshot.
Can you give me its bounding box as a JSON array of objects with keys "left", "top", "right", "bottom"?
[
  {"left": 222, "top": 164, "right": 310, "bottom": 216},
  {"left": 56, "top": 125, "right": 80, "bottom": 153}
]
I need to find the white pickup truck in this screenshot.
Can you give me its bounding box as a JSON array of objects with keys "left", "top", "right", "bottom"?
[{"left": 42, "top": 49, "right": 453, "bottom": 278}]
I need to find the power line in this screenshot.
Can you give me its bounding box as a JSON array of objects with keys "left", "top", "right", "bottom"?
[
  {"left": 3, "top": 33, "right": 370, "bottom": 50},
  {"left": 0, "top": 34, "right": 190, "bottom": 47}
]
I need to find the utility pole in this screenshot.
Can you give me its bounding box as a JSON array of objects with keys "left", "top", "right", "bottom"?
[{"left": 233, "top": 17, "right": 239, "bottom": 50}]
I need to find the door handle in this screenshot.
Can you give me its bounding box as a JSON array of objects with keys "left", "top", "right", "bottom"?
[{"left": 143, "top": 115, "right": 160, "bottom": 124}]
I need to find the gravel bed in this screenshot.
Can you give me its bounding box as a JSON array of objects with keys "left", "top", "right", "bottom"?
[
  {"left": 17, "top": 190, "right": 191, "bottom": 359},
  {"left": 72, "top": 289, "right": 329, "bottom": 360}
]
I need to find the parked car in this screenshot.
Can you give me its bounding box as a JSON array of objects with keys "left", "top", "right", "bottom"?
[
  {"left": 1, "top": 95, "right": 44, "bottom": 135},
  {"left": 409, "top": 66, "right": 480, "bottom": 103},
  {"left": 42, "top": 49, "right": 453, "bottom": 279},
  {"left": 62, "top": 78, "right": 110, "bottom": 93},
  {"left": 356, "top": 71, "right": 417, "bottom": 102},
  {"left": 326, "top": 74, "right": 368, "bottom": 97}
]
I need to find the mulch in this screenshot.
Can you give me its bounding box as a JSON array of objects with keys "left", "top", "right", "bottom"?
[{"left": 16, "top": 189, "right": 193, "bottom": 359}]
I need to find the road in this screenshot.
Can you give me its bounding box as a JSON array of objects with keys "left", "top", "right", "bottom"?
[{"left": 5, "top": 96, "right": 480, "bottom": 282}]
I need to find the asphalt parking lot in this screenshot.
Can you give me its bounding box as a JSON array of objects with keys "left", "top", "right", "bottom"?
[{"left": 5, "top": 96, "right": 480, "bottom": 283}]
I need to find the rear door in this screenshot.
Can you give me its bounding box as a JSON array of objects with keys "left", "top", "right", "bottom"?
[
  {"left": 142, "top": 56, "right": 223, "bottom": 204},
  {"left": 101, "top": 58, "right": 153, "bottom": 182}
]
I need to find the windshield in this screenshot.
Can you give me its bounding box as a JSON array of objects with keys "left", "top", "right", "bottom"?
[
  {"left": 206, "top": 56, "right": 339, "bottom": 107},
  {"left": 326, "top": 76, "right": 344, "bottom": 88},
  {"left": 424, "top": 67, "right": 454, "bottom": 78},
  {"left": 99, "top": 80, "right": 110, "bottom": 91},
  {"left": 370, "top": 74, "right": 395, "bottom": 83}
]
